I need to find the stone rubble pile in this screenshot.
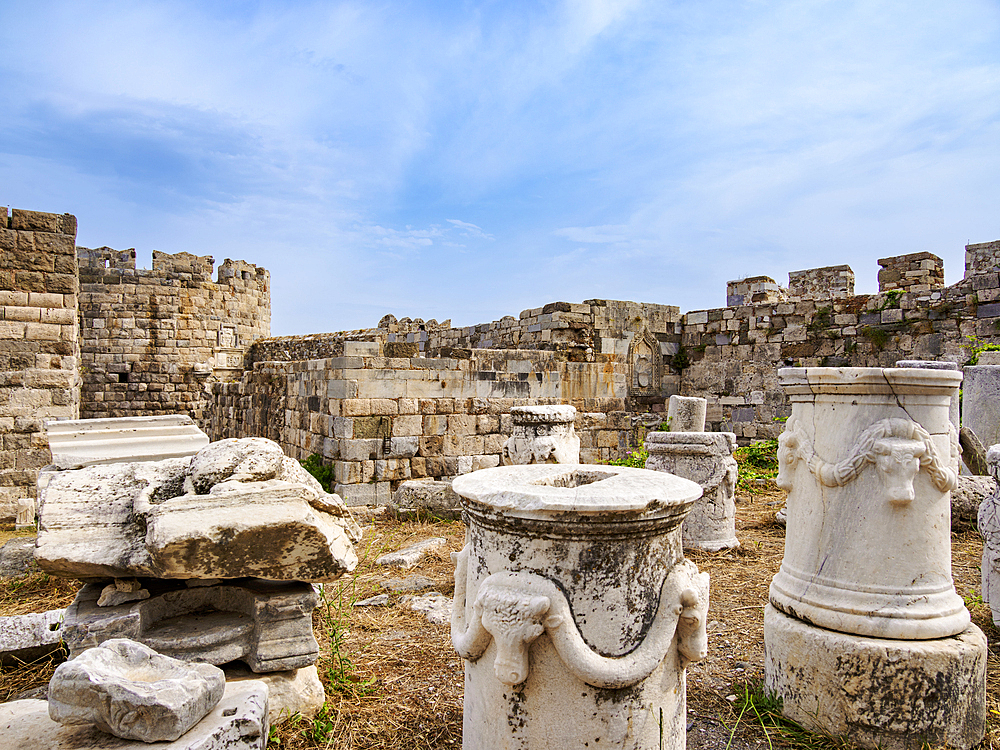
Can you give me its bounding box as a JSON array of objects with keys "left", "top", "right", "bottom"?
[{"left": 20, "top": 434, "right": 361, "bottom": 746}]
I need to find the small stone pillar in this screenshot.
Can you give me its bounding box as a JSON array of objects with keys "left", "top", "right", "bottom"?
[
  {"left": 502, "top": 405, "right": 579, "bottom": 465},
  {"left": 980, "top": 445, "right": 1000, "bottom": 627},
  {"left": 766, "top": 367, "right": 986, "bottom": 750},
  {"left": 666, "top": 395, "right": 707, "bottom": 432},
  {"left": 451, "top": 464, "right": 708, "bottom": 750},
  {"left": 645, "top": 428, "right": 738, "bottom": 551}
]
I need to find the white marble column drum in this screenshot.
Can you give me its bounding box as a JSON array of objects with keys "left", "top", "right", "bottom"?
[
  {"left": 501, "top": 406, "right": 580, "bottom": 465},
  {"left": 766, "top": 367, "right": 986, "bottom": 750},
  {"left": 645, "top": 432, "right": 739, "bottom": 551},
  {"left": 451, "top": 464, "right": 707, "bottom": 750},
  {"left": 666, "top": 396, "right": 707, "bottom": 433},
  {"left": 770, "top": 366, "right": 966, "bottom": 640}
]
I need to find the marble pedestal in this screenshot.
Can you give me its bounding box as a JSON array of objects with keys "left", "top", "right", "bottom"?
[
  {"left": 771, "top": 367, "right": 965, "bottom": 639},
  {"left": 645, "top": 431, "right": 739, "bottom": 551},
  {"left": 765, "top": 606, "right": 986, "bottom": 750},
  {"left": 501, "top": 405, "right": 580, "bottom": 465},
  {"left": 452, "top": 464, "right": 707, "bottom": 750}
]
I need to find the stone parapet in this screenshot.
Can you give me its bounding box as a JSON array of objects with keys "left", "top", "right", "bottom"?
[
  {"left": 78, "top": 246, "right": 270, "bottom": 425},
  {"left": 878, "top": 251, "right": 944, "bottom": 292},
  {"left": 787, "top": 265, "right": 854, "bottom": 300},
  {"left": 0, "top": 206, "right": 80, "bottom": 522}
]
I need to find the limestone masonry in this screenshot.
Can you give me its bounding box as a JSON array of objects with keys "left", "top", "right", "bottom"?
[{"left": 5, "top": 203, "right": 1000, "bottom": 516}]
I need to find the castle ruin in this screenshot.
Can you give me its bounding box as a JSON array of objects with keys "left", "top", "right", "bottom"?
[{"left": 3, "top": 204, "right": 1000, "bottom": 516}]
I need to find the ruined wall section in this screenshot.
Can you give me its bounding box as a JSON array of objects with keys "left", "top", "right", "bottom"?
[
  {"left": 78, "top": 248, "right": 270, "bottom": 426},
  {"left": 210, "top": 344, "right": 629, "bottom": 504},
  {"left": 0, "top": 208, "right": 79, "bottom": 520},
  {"left": 679, "top": 248, "right": 996, "bottom": 440}
]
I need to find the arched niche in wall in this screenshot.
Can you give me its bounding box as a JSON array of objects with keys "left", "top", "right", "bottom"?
[{"left": 628, "top": 328, "right": 662, "bottom": 398}]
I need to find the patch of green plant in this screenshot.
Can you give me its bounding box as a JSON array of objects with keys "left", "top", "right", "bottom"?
[
  {"left": 608, "top": 447, "right": 649, "bottom": 468},
  {"left": 965, "top": 335, "right": 1000, "bottom": 365},
  {"left": 670, "top": 346, "right": 690, "bottom": 372},
  {"left": 316, "top": 578, "right": 378, "bottom": 698},
  {"left": 807, "top": 306, "right": 832, "bottom": 333},
  {"left": 724, "top": 679, "right": 850, "bottom": 750},
  {"left": 878, "top": 289, "right": 903, "bottom": 310},
  {"left": 734, "top": 439, "right": 778, "bottom": 493},
  {"left": 860, "top": 326, "right": 890, "bottom": 350},
  {"left": 301, "top": 453, "right": 334, "bottom": 493}
]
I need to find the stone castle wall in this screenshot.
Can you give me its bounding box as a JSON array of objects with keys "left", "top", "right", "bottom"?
[
  {"left": 77, "top": 247, "right": 271, "bottom": 425},
  {"left": 680, "top": 243, "right": 1000, "bottom": 440},
  {"left": 6, "top": 202, "right": 1000, "bottom": 511},
  {"left": 209, "top": 342, "right": 630, "bottom": 504},
  {"left": 0, "top": 208, "right": 80, "bottom": 519}
]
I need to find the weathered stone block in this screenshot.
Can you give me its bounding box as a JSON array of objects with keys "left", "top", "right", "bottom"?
[
  {"left": 48, "top": 638, "right": 226, "bottom": 742},
  {"left": 765, "top": 606, "right": 985, "bottom": 750}
]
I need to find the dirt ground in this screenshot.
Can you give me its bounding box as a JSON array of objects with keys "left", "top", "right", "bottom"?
[{"left": 1, "top": 486, "right": 997, "bottom": 749}]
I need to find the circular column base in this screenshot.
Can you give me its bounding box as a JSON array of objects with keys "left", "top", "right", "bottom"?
[{"left": 763, "top": 604, "right": 986, "bottom": 750}]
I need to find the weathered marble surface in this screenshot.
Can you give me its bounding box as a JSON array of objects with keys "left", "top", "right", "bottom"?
[
  {"left": 1, "top": 679, "right": 268, "bottom": 750},
  {"left": 225, "top": 664, "right": 325, "bottom": 722},
  {"left": 962, "top": 363, "right": 1000, "bottom": 456},
  {"left": 389, "top": 479, "right": 462, "bottom": 521},
  {"left": 502, "top": 405, "right": 580, "bottom": 465},
  {"left": 0, "top": 608, "right": 64, "bottom": 666},
  {"left": 48, "top": 639, "right": 225, "bottom": 742},
  {"left": 45, "top": 415, "right": 209, "bottom": 470},
  {"left": 765, "top": 605, "right": 986, "bottom": 750},
  {"left": 35, "top": 438, "right": 360, "bottom": 582},
  {"left": 61, "top": 579, "right": 319, "bottom": 673},
  {"left": 666, "top": 395, "right": 707, "bottom": 432},
  {"left": 0, "top": 537, "right": 38, "bottom": 578},
  {"left": 896, "top": 360, "right": 960, "bottom": 427},
  {"left": 375, "top": 537, "right": 447, "bottom": 569},
  {"left": 980, "top": 444, "right": 1000, "bottom": 627},
  {"left": 645, "top": 431, "right": 739, "bottom": 551},
  {"left": 452, "top": 464, "right": 706, "bottom": 750},
  {"left": 770, "top": 367, "right": 967, "bottom": 640}
]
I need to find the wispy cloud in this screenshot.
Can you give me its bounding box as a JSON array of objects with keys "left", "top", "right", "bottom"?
[{"left": 0, "top": 0, "right": 997, "bottom": 332}]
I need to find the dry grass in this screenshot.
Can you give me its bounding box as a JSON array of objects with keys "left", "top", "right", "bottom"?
[{"left": 1, "top": 498, "right": 997, "bottom": 749}]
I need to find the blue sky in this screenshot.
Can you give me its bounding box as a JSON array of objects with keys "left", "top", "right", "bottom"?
[{"left": 2, "top": 0, "right": 998, "bottom": 335}]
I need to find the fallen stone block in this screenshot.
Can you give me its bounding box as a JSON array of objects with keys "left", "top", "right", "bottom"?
[
  {"left": 48, "top": 638, "right": 225, "bottom": 742},
  {"left": 45, "top": 415, "right": 209, "bottom": 470},
  {"left": 389, "top": 479, "right": 462, "bottom": 521},
  {"left": 953, "top": 475, "right": 994, "bottom": 530},
  {"left": 0, "top": 678, "right": 269, "bottom": 749},
  {"left": 36, "top": 439, "right": 359, "bottom": 583},
  {"left": 382, "top": 575, "right": 436, "bottom": 592},
  {"left": 62, "top": 578, "right": 319, "bottom": 673},
  {"left": 225, "top": 664, "right": 325, "bottom": 722},
  {"left": 0, "top": 537, "right": 38, "bottom": 578},
  {"left": 354, "top": 593, "right": 390, "bottom": 607},
  {"left": 0, "top": 608, "right": 65, "bottom": 666},
  {"left": 403, "top": 592, "right": 451, "bottom": 625},
  {"left": 375, "top": 537, "right": 447, "bottom": 569}
]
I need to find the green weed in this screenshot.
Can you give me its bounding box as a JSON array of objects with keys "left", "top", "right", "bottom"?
[
  {"left": 301, "top": 453, "right": 335, "bottom": 493},
  {"left": 965, "top": 335, "right": 1000, "bottom": 365},
  {"left": 734, "top": 439, "right": 778, "bottom": 493}
]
